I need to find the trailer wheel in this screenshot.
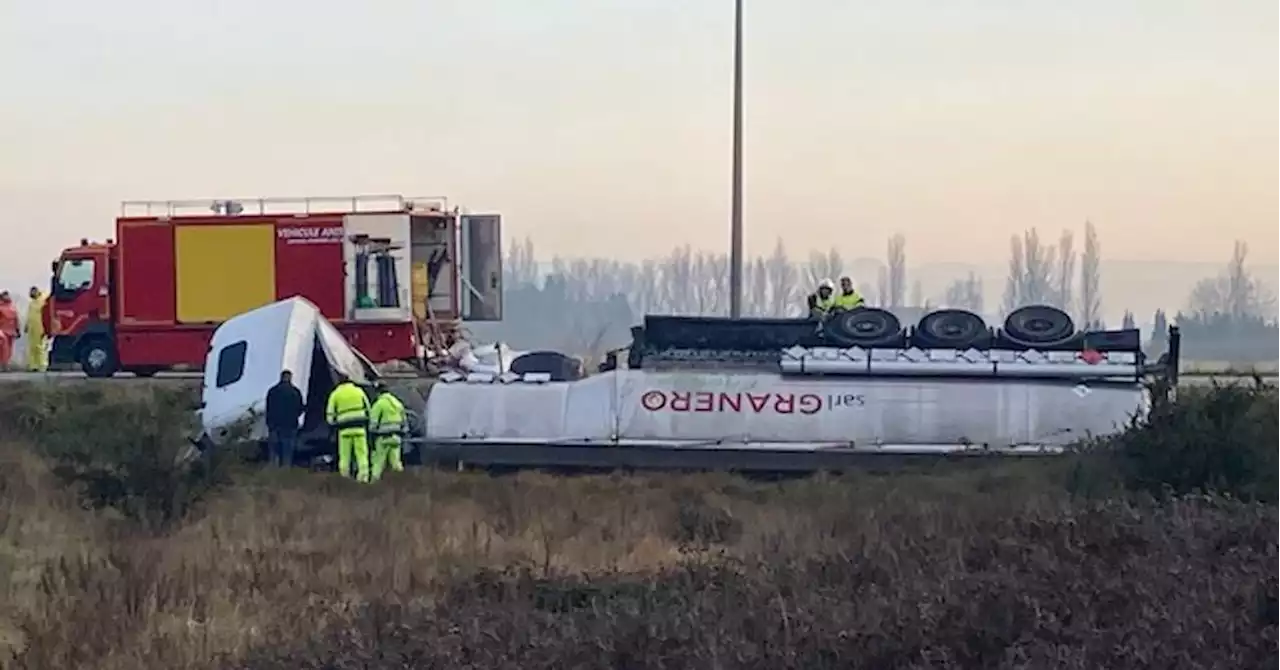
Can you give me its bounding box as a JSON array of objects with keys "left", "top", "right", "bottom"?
[
  {"left": 79, "top": 338, "right": 120, "bottom": 378},
  {"left": 914, "top": 309, "right": 989, "bottom": 349},
  {"left": 1003, "top": 305, "right": 1075, "bottom": 347},
  {"left": 824, "top": 308, "right": 903, "bottom": 348}
]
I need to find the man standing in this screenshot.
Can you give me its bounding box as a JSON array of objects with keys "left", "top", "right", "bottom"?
[
  {"left": 0, "top": 291, "right": 18, "bottom": 371},
  {"left": 369, "top": 382, "right": 407, "bottom": 481},
  {"left": 325, "top": 373, "right": 371, "bottom": 482},
  {"left": 833, "top": 276, "right": 865, "bottom": 311},
  {"left": 24, "top": 286, "right": 48, "bottom": 372},
  {"left": 264, "top": 370, "right": 305, "bottom": 467}
]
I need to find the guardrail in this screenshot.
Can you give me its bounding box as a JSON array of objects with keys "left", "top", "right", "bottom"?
[{"left": 1179, "top": 370, "right": 1278, "bottom": 378}]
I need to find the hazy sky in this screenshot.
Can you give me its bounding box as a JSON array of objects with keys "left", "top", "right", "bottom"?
[{"left": 2, "top": 0, "right": 1276, "bottom": 286}]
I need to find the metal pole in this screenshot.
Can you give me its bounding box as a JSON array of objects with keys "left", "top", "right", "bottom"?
[{"left": 729, "top": 0, "right": 745, "bottom": 318}]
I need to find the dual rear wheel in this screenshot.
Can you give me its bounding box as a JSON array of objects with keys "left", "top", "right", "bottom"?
[{"left": 821, "top": 304, "right": 1077, "bottom": 350}]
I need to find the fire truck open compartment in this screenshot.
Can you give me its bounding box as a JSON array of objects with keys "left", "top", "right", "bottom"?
[
  {"left": 405, "top": 210, "right": 505, "bottom": 337},
  {"left": 408, "top": 213, "right": 458, "bottom": 320},
  {"left": 340, "top": 213, "right": 413, "bottom": 324}
]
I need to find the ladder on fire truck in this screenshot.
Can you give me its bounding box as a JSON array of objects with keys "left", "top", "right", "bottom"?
[
  {"left": 419, "top": 292, "right": 455, "bottom": 373},
  {"left": 120, "top": 194, "right": 451, "bottom": 218}
]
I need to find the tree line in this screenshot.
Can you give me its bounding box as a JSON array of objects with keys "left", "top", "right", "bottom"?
[
  {"left": 489, "top": 235, "right": 937, "bottom": 352},
  {"left": 1146, "top": 241, "right": 1278, "bottom": 363},
  {"left": 474, "top": 228, "right": 1277, "bottom": 364}
]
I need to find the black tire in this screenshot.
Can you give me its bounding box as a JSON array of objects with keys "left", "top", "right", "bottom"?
[
  {"left": 1002, "top": 305, "right": 1075, "bottom": 346},
  {"left": 914, "top": 309, "right": 989, "bottom": 349},
  {"left": 79, "top": 337, "right": 119, "bottom": 378},
  {"left": 823, "top": 308, "right": 903, "bottom": 348},
  {"left": 510, "top": 351, "right": 584, "bottom": 381}
]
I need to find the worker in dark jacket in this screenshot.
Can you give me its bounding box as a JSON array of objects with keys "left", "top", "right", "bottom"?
[{"left": 264, "top": 370, "right": 305, "bottom": 467}]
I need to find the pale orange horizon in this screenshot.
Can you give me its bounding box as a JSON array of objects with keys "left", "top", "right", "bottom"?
[{"left": 2, "top": 0, "right": 1275, "bottom": 280}]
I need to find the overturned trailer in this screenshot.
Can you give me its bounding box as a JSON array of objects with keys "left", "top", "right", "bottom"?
[{"left": 419, "top": 306, "right": 1182, "bottom": 472}]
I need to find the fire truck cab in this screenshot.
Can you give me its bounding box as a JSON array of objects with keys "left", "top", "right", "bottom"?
[{"left": 43, "top": 195, "right": 503, "bottom": 377}]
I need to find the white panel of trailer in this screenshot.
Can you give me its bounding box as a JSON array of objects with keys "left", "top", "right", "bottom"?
[
  {"left": 424, "top": 373, "right": 617, "bottom": 441},
  {"left": 615, "top": 372, "right": 1143, "bottom": 447},
  {"left": 424, "top": 370, "right": 1148, "bottom": 449}
]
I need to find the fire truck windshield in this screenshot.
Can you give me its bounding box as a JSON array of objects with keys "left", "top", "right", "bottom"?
[{"left": 54, "top": 257, "right": 95, "bottom": 296}]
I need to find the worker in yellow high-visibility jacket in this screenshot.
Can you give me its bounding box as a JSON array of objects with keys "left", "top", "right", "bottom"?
[
  {"left": 833, "top": 276, "right": 865, "bottom": 311},
  {"left": 807, "top": 279, "right": 838, "bottom": 318},
  {"left": 24, "top": 286, "right": 48, "bottom": 372},
  {"left": 368, "top": 382, "right": 407, "bottom": 481},
  {"left": 325, "top": 374, "right": 372, "bottom": 482}
]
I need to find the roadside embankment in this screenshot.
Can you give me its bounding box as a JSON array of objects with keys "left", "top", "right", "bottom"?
[{"left": 0, "top": 380, "right": 1274, "bottom": 669}]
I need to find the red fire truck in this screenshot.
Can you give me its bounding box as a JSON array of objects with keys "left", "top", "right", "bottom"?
[{"left": 43, "top": 195, "right": 503, "bottom": 377}]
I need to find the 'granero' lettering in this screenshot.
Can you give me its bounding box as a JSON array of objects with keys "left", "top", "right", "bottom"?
[{"left": 639, "top": 390, "right": 865, "bottom": 414}]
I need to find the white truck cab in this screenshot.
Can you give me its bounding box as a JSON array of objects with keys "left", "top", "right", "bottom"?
[{"left": 197, "top": 297, "right": 379, "bottom": 457}]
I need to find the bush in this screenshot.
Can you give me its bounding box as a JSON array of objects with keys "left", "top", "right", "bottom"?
[
  {"left": 0, "top": 383, "right": 237, "bottom": 530},
  {"left": 1072, "top": 379, "right": 1278, "bottom": 502},
  {"left": 0, "top": 383, "right": 198, "bottom": 459}
]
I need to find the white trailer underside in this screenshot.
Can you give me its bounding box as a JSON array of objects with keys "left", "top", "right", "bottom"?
[{"left": 423, "top": 370, "right": 1148, "bottom": 456}]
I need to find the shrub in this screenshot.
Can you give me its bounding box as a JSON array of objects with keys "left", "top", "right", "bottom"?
[
  {"left": 1073, "top": 379, "right": 1278, "bottom": 502},
  {"left": 0, "top": 383, "right": 237, "bottom": 530}
]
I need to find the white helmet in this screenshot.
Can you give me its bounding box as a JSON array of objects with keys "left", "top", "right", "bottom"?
[{"left": 819, "top": 278, "right": 835, "bottom": 290}]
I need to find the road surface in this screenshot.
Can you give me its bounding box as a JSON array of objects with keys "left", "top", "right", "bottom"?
[{"left": 0, "top": 371, "right": 202, "bottom": 381}]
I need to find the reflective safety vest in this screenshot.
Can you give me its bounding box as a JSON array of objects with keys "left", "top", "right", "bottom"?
[
  {"left": 370, "top": 392, "right": 406, "bottom": 437},
  {"left": 834, "top": 290, "right": 864, "bottom": 310},
  {"left": 326, "top": 382, "right": 371, "bottom": 430},
  {"left": 814, "top": 293, "right": 838, "bottom": 315}
]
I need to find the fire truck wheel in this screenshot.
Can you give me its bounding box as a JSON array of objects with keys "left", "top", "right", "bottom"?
[{"left": 79, "top": 338, "right": 120, "bottom": 378}]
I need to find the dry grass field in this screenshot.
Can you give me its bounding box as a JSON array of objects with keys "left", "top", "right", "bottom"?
[{"left": 0, "top": 380, "right": 1275, "bottom": 669}]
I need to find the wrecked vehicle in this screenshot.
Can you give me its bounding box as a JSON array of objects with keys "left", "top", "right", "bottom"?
[
  {"left": 195, "top": 297, "right": 421, "bottom": 466},
  {"left": 198, "top": 299, "right": 1182, "bottom": 473},
  {"left": 417, "top": 308, "right": 1182, "bottom": 472}
]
